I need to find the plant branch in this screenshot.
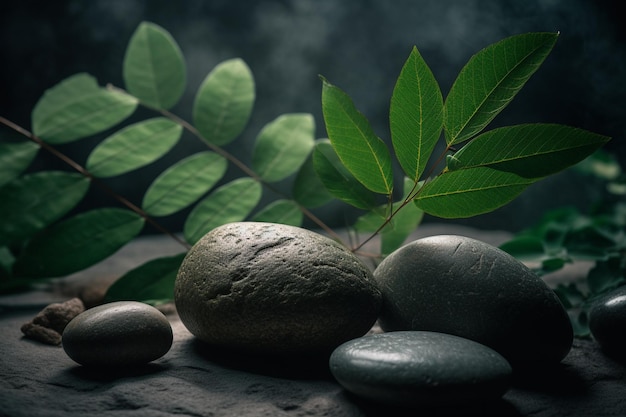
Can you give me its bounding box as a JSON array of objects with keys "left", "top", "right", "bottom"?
[
  {"left": 353, "top": 142, "right": 454, "bottom": 253},
  {"left": 154, "top": 103, "right": 347, "bottom": 245},
  {"left": 0, "top": 116, "right": 192, "bottom": 250},
  {"left": 106, "top": 84, "right": 346, "bottom": 246}
]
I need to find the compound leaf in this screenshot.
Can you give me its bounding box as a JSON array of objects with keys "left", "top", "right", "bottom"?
[
  {"left": 142, "top": 151, "right": 227, "bottom": 216},
  {"left": 123, "top": 22, "right": 186, "bottom": 110},
  {"left": 32, "top": 73, "right": 138, "bottom": 144},
  {"left": 86, "top": 118, "right": 182, "bottom": 178},
  {"left": 252, "top": 113, "right": 315, "bottom": 182},
  {"left": 12, "top": 208, "right": 145, "bottom": 278},
  {"left": 321, "top": 77, "right": 393, "bottom": 195},
  {"left": 415, "top": 167, "right": 535, "bottom": 218},
  {"left": 0, "top": 172, "right": 90, "bottom": 246},
  {"left": 104, "top": 252, "right": 186, "bottom": 304},
  {"left": 0, "top": 141, "right": 39, "bottom": 187},
  {"left": 444, "top": 32, "right": 558, "bottom": 145},
  {"left": 184, "top": 178, "right": 261, "bottom": 245},
  {"left": 390, "top": 46, "right": 443, "bottom": 182},
  {"left": 193, "top": 58, "right": 255, "bottom": 146}
]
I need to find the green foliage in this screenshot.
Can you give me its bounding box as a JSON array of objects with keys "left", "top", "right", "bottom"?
[
  {"left": 0, "top": 23, "right": 611, "bottom": 305},
  {"left": 500, "top": 151, "right": 626, "bottom": 337}
]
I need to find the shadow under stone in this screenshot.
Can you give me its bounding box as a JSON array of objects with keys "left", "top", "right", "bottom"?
[
  {"left": 512, "top": 362, "right": 587, "bottom": 396},
  {"left": 339, "top": 390, "right": 522, "bottom": 417},
  {"left": 65, "top": 362, "right": 171, "bottom": 382},
  {"left": 189, "top": 338, "right": 335, "bottom": 380}
]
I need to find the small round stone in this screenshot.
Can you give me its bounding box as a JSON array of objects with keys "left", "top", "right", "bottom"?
[
  {"left": 374, "top": 235, "right": 573, "bottom": 366},
  {"left": 174, "top": 222, "right": 381, "bottom": 354},
  {"left": 589, "top": 286, "right": 626, "bottom": 354},
  {"left": 329, "top": 331, "right": 512, "bottom": 407},
  {"left": 62, "top": 301, "right": 173, "bottom": 367}
]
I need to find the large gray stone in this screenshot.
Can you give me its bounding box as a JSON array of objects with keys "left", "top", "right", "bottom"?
[
  {"left": 373, "top": 235, "right": 573, "bottom": 366},
  {"left": 175, "top": 222, "right": 381, "bottom": 354},
  {"left": 329, "top": 331, "right": 512, "bottom": 407},
  {"left": 62, "top": 301, "right": 173, "bottom": 367}
]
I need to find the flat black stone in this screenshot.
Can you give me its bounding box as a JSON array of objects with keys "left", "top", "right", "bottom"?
[{"left": 329, "top": 331, "right": 512, "bottom": 407}]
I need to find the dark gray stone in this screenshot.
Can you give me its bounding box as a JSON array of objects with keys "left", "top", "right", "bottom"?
[
  {"left": 62, "top": 301, "right": 173, "bottom": 367},
  {"left": 329, "top": 331, "right": 512, "bottom": 407},
  {"left": 589, "top": 285, "right": 626, "bottom": 354},
  {"left": 175, "top": 222, "right": 381, "bottom": 354},
  {"left": 373, "top": 235, "right": 573, "bottom": 366}
]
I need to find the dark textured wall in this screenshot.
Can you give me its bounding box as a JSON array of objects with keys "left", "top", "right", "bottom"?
[{"left": 1, "top": 0, "right": 624, "bottom": 232}]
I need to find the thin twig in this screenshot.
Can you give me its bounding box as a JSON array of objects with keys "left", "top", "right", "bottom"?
[{"left": 0, "top": 116, "right": 192, "bottom": 250}]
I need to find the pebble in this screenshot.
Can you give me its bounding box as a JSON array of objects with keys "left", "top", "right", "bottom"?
[
  {"left": 174, "top": 222, "right": 381, "bottom": 354},
  {"left": 329, "top": 331, "right": 512, "bottom": 407},
  {"left": 589, "top": 285, "right": 626, "bottom": 354},
  {"left": 373, "top": 235, "right": 573, "bottom": 366},
  {"left": 62, "top": 301, "right": 173, "bottom": 367}
]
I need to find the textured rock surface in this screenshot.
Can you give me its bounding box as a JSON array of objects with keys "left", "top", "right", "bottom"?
[
  {"left": 62, "top": 301, "right": 173, "bottom": 367},
  {"left": 0, "top": 225, "right": 624, "bottom": 416},
  {"left": 374, "top": 235, "right": 573, "bottom": 366},
  {"left": 589, "top": 285, "right": 626, "bottom": 355},
  {"left": 330, "top": 331, "right": 512, "bottom": 406},
  {"left": 175, "top": 222, "right": 381, "bottom": 354},
  {"left": 21, "top": 297, "right": 85, "bottom": 345}
]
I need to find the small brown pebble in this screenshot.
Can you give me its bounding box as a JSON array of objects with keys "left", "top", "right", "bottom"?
[{"left": 21, "top": 298, "right": 85, "bottom": 345}]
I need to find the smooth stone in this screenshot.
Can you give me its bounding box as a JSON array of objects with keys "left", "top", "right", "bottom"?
[
  {"left": 174, "top": 222, "right": 381, "bottom": 354},
  {"left": 589, "top": 285, "right": 626, "bottom": 354},
  {"left": 373, "top": 235, "right": 573, "bottom": 366},
  {"left": 62, "top": 301, "right": 173, "bottom": 367},
  {"left": 329, "top": 331, "right": 512, "bottom": 407}
]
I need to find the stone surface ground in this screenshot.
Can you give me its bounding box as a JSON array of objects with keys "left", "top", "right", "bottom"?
[{"left": 1, "top": 224, "right": 625, "bottom": 416}]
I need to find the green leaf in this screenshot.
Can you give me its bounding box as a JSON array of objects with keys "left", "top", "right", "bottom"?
[
  {"left": 86, "top": 118, "right": 183, "bottom": 178},
  {"left": 32, "top": 73, "right": 138, "bottom": 144},
  {"left": 252, "top": 113, "right": 315, "bottom": 182},
  {"left": 123, "top": 22, "right": 186, "bottom": 110},
  {"left": 142, "top": 151, "right": 227, "bottom": 216},
  {"left": 0, "top": 172, "right": 90, "bottom": 246},
  {"left": 184, "top": 178, "right": 262, "bottom": 244},
  {"left": 355, "top": 178, "right": 423, "bottom": 255},
  {"left": 312, "top": 139, "right": 378, "bottom": 210},
  {"left": 444, "top": 32, "right": 559, "bottom": 145},
  {"left": 587, "top": 257, "right": 626, "bottom": 296},
  {"left": 0, "top": 141, "right": 39, "bottom": 187},
  {"left": 390, "top": 46, "right": 443, "bottom": 182},
  {"left": 380, "top": 180, "right": 424, "bottom": 255},
  {"left": 415, "top": 167, "right": 535, "bottom": 218},
  {"left": 447, "top": 124, "right": 611, "bottom": 178},
  {"left": 104, "top": 253, "right": 186, "bottom": 304},
  {"left": 292, "top": 149, "right": 333, "bottom": 208},
  {"left": 321, "top": 77, "right": 393, "bottom": 194},
  {"left": 193, "top": 58, "right": 255, "bottom": 145},
  {"left": 12, "top": 208, "right": 145, "bottom": 278},
  {"left": 251, "top": 199, "right": 303, "bottom": 226}
]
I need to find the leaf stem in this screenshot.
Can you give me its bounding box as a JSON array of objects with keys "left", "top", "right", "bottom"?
[
  {"left": 353, "top": 143, "right": 453, "bottom": 253},
  {"left": 0, "top": 116, "right": 192, "bottom": 250}
]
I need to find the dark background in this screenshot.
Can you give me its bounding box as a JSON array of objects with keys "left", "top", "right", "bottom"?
[{"left": 1, "top": 0, "right": 624, "bottom": 233}]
